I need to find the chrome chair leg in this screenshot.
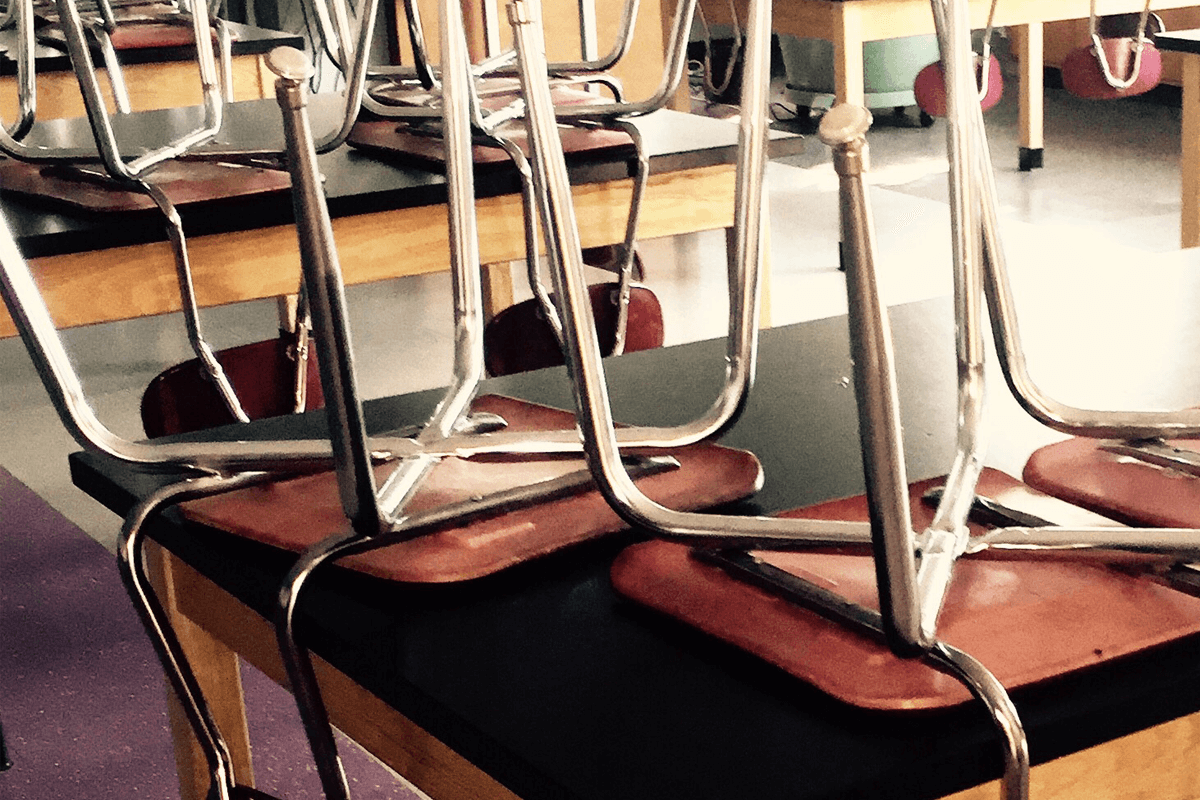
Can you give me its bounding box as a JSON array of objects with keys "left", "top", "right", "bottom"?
[{"left": 117, "top": 471, "right": 283, "bottom": 800}]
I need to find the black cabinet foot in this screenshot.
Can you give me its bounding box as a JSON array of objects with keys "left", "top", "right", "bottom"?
[{"left": 1018, "top": 147, "right": 1044, "bottom": 171}]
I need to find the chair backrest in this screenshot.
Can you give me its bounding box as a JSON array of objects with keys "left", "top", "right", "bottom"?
[
  {"left": 483, "top": 282, "right": 663, "bottom": 377},
  {"left": 140, "top": 336, "right": 325, "bottom": 438}
]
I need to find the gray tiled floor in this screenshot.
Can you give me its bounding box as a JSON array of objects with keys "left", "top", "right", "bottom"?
[{"left": 0, "top": 62, "right": 1189, "bottom": 550}]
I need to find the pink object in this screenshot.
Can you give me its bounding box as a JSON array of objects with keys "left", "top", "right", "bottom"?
[
  {"left": 611, "top": 468, "right": 1200, "bottom": 710},
  {"left": 913, "top": 54, "right": 1003, "bottom": 118},
  {"left": 1062, "top": 39, "right": 1163, "bottom": 99}
]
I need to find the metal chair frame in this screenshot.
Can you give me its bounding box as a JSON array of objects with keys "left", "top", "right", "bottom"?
[
  {"left": 263, "top": 20, "right": 688, "bottom": 792},
  {"left": 508, "top": 0, "right": 1200, "bottom": 797}
]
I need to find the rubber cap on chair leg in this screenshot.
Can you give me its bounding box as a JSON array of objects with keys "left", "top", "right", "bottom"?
[{"left": 1018, "top": 147, "right": 1044, "bottom": 171}]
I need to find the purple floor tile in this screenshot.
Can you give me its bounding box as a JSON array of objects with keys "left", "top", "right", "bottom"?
[{"left": 0, "top": 468, "right": 418, "bottom": 799}]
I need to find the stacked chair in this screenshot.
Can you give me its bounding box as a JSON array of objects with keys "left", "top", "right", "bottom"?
[
  {"left": 0, "top": 0, "right": 766, "bottom": 798},
  {"left": 6, "top": 0, "right": 1200, "bottom": 793},
  {"left": 487, "top": 0, "right": 1200, "bottom": 799},
  {"left": 0, "top": 0, "right": 378, "bottom": 437},
  {"left": 256, "top": 0, "right": 780, "bottom": 793},
  {"left": 351, "top": 0, "right": 687, "bottom": 377}
]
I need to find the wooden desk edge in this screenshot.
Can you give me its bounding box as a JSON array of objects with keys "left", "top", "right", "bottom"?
[
  {"left": 154, "top": 538, "right": 1200, "bottom": 800},
  {"left": 1, "top": 163, "right": 738, "bottom": 338},
  {"left": 156, "top": 542, "right": 522, "bottom": 800}
]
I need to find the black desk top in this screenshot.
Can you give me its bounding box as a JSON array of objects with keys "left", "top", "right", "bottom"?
[
  {"left": 1155, "top": 29, "right": 1200, "bottom": 55},
  {"left": 69, "top": 295, "right": 1200, "bottom": 800},
  {"left": 3, "top": 102, "right": 802, "bottom": 259},
  {"left": 0, "top": 20, "right": 303, "bottom": 72}
]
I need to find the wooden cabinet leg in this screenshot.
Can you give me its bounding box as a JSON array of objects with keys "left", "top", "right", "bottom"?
[
  {"left": 1016, "top": 22, "right": 1045, "bottom": 171},
  {"left": 1182, "top": 56, "right": 1200, "bottom": 249},
  {"left": 725, "top": 199, "right": 772, "bottom": 330},
  {"left": 833, "top": 8, "right": 865, "bottom": 107}
]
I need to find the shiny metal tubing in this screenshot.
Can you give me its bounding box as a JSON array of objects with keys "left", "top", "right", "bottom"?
[
  {"left": 5, "top": 0, "right": 36, "bottom": 140},
  {"left": 544, "top": 0, "right": 694, "bottom": 121},
  {"left": 482, "top": 131, "right": 568, "bottom": 343},
  {"left": 400, "top": 0, "right": 438, "bottom": 89},
  {"left": 89, "top": 22, "right": 132, "bottom": 113},
  {"left": 930, "top": 642, "right": 1030, "bottom": 800},
  {"left": 55, "top": 0, "right": 247, "bottom": 422},
  {"left": 1088, "top": 0, "right": 1154, "bottom": 90},
  {"left": 1100, "top": 438, "right": 1200, "bottom": 475},
  {"left": 973, "top": 525, "right": 1200, "bottom": 561},
  {"left": 54, "top": 0, "right": 223, "bottom": 179},
  {"left": 273, "top": 46, "right": 382, "bottom": 536},
  {"left": 277, "top": 531, "right": 359, "bottom": 800},
  {"left": 374, "top": 0, "right": 488, "bottom": 519},
  {"left": 955, "top": 0, "right": 1200, "bottom": 439},
  {"left": 608, "top": 118, "right": 649, "bottom": 355},
  {"left": 511, "top": 0, "right": 876, "bottom": 548},
  {"left": 578, "top": 0, "right": 598, "bottom": 60},
  {"left": 425, "top": 0, "right": 487, "bottom": 439},
  {"left": 119, "top": 471, "right": 278, "bottom": 800},
  {"left": 0, "top": 209, "right": 356, "bottom": 472},
  {"left": 309, "top": 0, "right": 355, "bottom": 72},
  {"left": 216, "top": 18, "right": 235, "bottom": 100},
  {"left": 0, "top": 201, "right": 783, "bottom": 473},
  {"left": 977, "top": 153, "right": 1200, "bottom": 437},
  {"left": 272, "top": 453, "right": 678, "bottom": 800},
  {"left": 366, "top": 0, "right": 674, "bottom": 123},
  {"left": 710, "top": 550, "right": 1028, "bottom": 800},
  {"left": 917, "top": 0, "right": 987, "bottom": 644},
  {"left": 140, "top": 179, "right": 250, "bottom": 423},
  {"left": 822, "top": 105, "right": 922, "bottom": 654},
  {"left": 312, "top": 0, "right": 379, "bottom": 155},
  {"left": 513, "top": 117, "right": 649, "bottom": 352},
  {"left": 270, "top": 34, "right": 700, "bottom": 794},
  {"left": 383, "top": 0, "right": 638, "bottom": 95}
]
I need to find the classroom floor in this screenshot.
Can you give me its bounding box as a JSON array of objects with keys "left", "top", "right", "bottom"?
[{"left": 0, "top": 45, "right": 1188, "bottom": 551}]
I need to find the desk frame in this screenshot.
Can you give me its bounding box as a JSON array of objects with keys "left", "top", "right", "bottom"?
[
  {"left": 3, "top": 164, "right": 741, "bottom": 338},
  {"left": 66, "top": 294, "right": 1200, "bottom": 800},
  {"left": 150, "top": 492, "right": 1200, "bottom": 800}
]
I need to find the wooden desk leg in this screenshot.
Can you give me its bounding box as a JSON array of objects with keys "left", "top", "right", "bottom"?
[
  {"left": 1182, "top": 56, "right": 1200, "bottom": 249},
  {"left": 725, "top": 212, "right": 772, "bottom": 330},
  {"left": 276, "top": 294, "right": 299, "bottom": 331},
  {"left": 1016, "top": 22, "right": 1045, "bottom": 171},
  {"left": 146, "top": 542, "right": 255, "bottom": 800},
  {"left": 482, "top": 261, "right": 517, "bottom": 321}
]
